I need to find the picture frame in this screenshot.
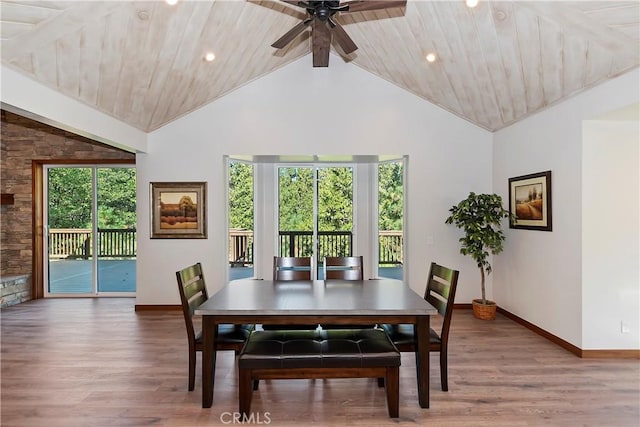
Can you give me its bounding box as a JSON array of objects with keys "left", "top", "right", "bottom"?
[
  {"left": 150, "top": 182, "right": 207, "bottom": 239},
  {"left": 509, "top": 171, "right": 552, "bottom": 231}
]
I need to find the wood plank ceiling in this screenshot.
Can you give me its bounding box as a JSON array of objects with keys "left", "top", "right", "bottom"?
[{"left": 1, "top": 0, "right": 638, "bottom": 132}]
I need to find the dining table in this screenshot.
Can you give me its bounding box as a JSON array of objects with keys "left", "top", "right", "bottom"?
[{"left": 195, "top": 278, "right": 438, "bottom": 409}]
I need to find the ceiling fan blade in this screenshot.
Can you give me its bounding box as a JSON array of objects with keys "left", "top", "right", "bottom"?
[
  {"left": 343, "top": 0, "right": 407, "bottom": 13},
  {"left": 328, "top": 18, "right": 357, "bottom": 55},
  {"left": 271, "top": 18, "right": 313, "bottom": 49},
  {"left": 312, "top": 20, "right": 331, "bottom": 67},
  {"left": 280, "top": 1, "right": 306, "bottom": 7}
]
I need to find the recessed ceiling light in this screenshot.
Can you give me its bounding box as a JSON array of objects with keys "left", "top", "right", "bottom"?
[
  {"left": 466, "top": 0, "right": 479, "bottom": 8},
  {"left": 204, "top": 52, "right": 215, "bottom": 62},
  {"left": 425, "top": 53, "right": 437, "bottom": 63},
  {"left": 166, "top": 0, "right": 178, "bottom": 5}
]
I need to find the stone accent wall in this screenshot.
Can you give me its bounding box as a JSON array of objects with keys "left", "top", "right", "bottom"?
[
  {"left": 0, "top": 275, "right": 30, "bottom": 308},
  {"left": 0, "top": 110, "right": 135, "bottom": 304}
]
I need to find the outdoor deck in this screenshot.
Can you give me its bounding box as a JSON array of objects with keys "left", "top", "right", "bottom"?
[
  {"left": 47, "top": 229, "right": 403, "bottom": 293},
  {"left": 48, "top": 260, "right": 402, "bottom": 294},
  {"left": 49, "top": 259, "right": 136, "bottom": 293}
]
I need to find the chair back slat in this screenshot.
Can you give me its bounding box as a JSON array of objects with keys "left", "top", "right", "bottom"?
[
  {"left": 273, "top": 257, "right": 312, "bottom": 281},
  {"left": 426, "top": 292, "right": 448, "bottom": 316},
  {"left": 183, "top": 277, "right": 205, "bottom": 301},
  {"left": 189, "top": 292, "right": 207, "bottom": 315},
  {"left": 275, "top": 269, "right": 312, "bottom": 280},
  {"left": 427, "top": 278, "right": 450, "bottom": 301},
  {"left": 323, "top": 256, "right": 364, "bottom": 280}
]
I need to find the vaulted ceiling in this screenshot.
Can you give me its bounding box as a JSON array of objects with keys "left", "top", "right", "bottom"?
[{"left": 1, "top": 0, "right": 638, "bottom": 133}]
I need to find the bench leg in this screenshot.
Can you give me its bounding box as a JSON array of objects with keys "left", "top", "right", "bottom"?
[
  {"left": 239, "top": 368, "right": 253, "bottom": 417},
  {"left": 385, "top": 367, "right": 399, "bottom": 418}
]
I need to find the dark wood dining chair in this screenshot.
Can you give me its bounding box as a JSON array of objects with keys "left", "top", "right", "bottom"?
[
  {"left": 380, "top": 262, "right": 459, "bottom": 391},
  {"left": 323, "top": 256, "right": 364, "bottom": 280},
  {"left": 176, "top": 262, "right": 254, "bottom": 391},
  {"left": 321, "top": 256, "right": 375, "bottom": 329},
  {"left": 262, "top": 256, "right": 318, "bottom": 330}
]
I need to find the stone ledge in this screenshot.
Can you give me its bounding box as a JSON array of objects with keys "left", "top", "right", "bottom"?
[{"left": 0, "top": 274, "right": 31, "bottom": 308}]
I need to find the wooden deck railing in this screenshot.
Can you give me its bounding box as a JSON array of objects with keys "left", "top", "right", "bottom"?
[
  {"left": 379, "top": 230, "right": 403, "bottom": 265},
  {"left": 48, "top": 228, "right": 136, "bottom": 259},
  {"left": 278, "top": 231, "right": 354, "bottom": 259},
  {"left": 229, "top": 229, "right": 403, "bottom": 266},
  {"left": 229, "top": 229, "right": 254, "bottom": 266},
  {"left": 49, "top": 228, "right": 401, "bottom": 265}
]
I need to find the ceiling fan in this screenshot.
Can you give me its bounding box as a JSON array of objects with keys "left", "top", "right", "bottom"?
[{"left": 271, "top": 1, "right": 407, "bottom": 67}]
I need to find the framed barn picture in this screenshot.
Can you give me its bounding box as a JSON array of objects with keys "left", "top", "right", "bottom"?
[
  {"left": 150, "top": 182, "right": 207, "bottom": 238},
  {"left": 509, "top": 171, "right": 552, "bottom": 231}
]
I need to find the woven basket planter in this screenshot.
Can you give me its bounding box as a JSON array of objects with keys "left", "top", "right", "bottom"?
[{"left": 472, "top": 299, "right": 497, "bottom": 320}]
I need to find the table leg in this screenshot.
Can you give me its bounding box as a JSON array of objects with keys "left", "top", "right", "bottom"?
[
  {"left": 202, "top": 316, "right": 217, "bottom": 408},
  {"left": 415, "top": 315, "right": 430, "bottom": 408}
]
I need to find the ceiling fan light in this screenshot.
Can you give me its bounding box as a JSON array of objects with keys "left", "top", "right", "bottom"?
[
  {"left": 466, "top": 0, "right": 479, "bottom": 8},
  {"left": 316, "top": 6, "right": 331, "bottom": 21}
]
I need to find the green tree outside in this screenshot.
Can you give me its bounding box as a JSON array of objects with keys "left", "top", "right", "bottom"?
[
  {"left": 47, "top": 161, "right": 403, "bottom": 252},
  {"left": 233, "top": 163, "right": 402, "bottom": 233},
  {"left": 48, "top": 167, "right": 136, "bottom": 229},
  {"left": 97, "top": 168, "right": 136, "bottom": 229},
  {"left": 278, "top": 167, "right": 314, "bottom": 231},
  {"left": 318, "top": 167, "right": 353, "bottom": 232},
  {"left": 229, "top": 161, "right": 254, "bottom": 230},
  {"left": 378, "top": 161, "right": 403, "bottom": 231}
]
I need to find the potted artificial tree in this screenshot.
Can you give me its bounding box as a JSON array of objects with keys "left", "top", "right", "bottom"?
[{"left": 445, "top": 192, "right": 514, "bottom": 320}]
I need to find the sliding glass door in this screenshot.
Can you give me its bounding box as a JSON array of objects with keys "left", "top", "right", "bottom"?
[
  {"left": 378, "top": 160, "right": 404, "bottom": 279},
  {"left": 45, "top": 165, "right": 136, "bottom": 296},
  {"left": 277, "top": 166, "right": 314, "bottom": 260},
  {"left": 228, "top": 160, "right": 255, "bottom": 280},
  {"left": 46, "top": 167, "right": 93, "bottom": 294},
  {"left": 96, "top": 167, "right": 137, "bottom": 292},
  {"left": 278, "top": 166, "right": 354, "bottom": 279}
]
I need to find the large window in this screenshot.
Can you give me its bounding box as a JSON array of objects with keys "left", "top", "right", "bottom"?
[{"left": 226, "top": 155, "right": 405, "bottom": 282}]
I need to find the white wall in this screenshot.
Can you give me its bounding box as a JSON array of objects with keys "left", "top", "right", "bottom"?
[
  {"left": 582, "top": 118, "right": 639, "bottom": 349},
  {"left": 492, "top": 69, "right": 640, "bottom": 348},
  {"left": 136, "top": 55, "right": 493, "bottom": 305}
]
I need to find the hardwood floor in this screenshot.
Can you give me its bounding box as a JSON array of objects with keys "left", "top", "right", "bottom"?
[{"left": 1, "top": 298, "right": 638, "bottom": 427}]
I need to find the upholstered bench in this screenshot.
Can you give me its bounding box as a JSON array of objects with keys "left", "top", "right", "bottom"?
[{"left": 238, "top": 328, "right": 401, "bottom": 418}]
